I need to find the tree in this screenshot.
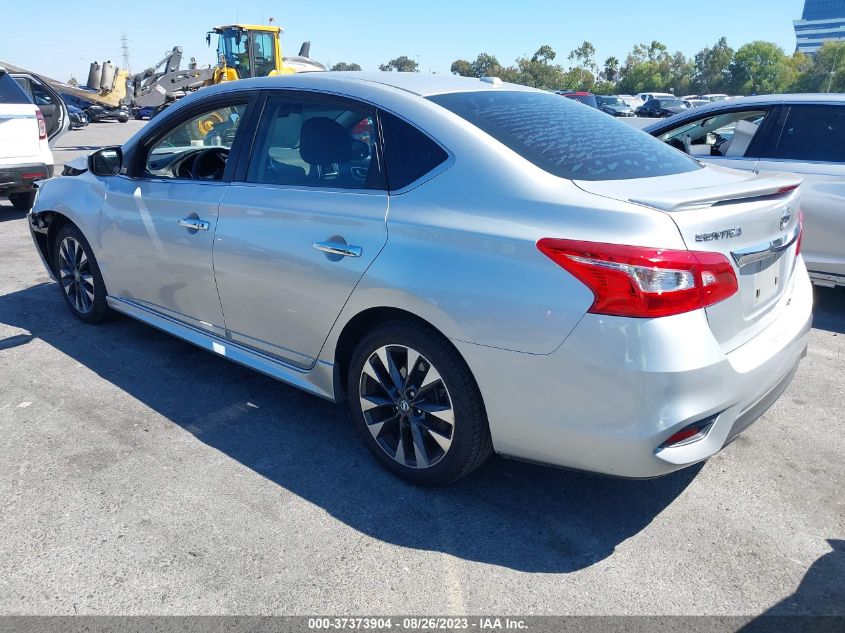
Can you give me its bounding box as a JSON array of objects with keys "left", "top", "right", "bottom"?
[
  {"left": 330, "top": 62, "right": 361, "bottom": 71},
  {"left": 568, "top": 41, "right": 597, "bottom": 89},
  {"left": 450, "top": 59, "right": 473, "bottom": 77},
  {"left": 379, "top": 56, "right": 419, "bottom": 72},
  {"left": 603, "top": 57, "right": 620, "bottom": 82},
  {"left": 67, "top": 76, "right": 78, "bottom": 87},
  {"left": 729, "top": 41, "right": 792, "bottom": 94},
  {"left": 791, "top": 42, "right": 845, "bottom": 92},
  {"left": 470, "top": 53, "right": 502, "bottom": 78},
  {"left": 514, "top": 45, "right": 566, "bottom": 90},
  {"left": 692, "top": 37, "right": 734, "bottom": 93}
]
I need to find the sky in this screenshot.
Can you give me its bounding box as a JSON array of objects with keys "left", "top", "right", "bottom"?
[{"left": 2, "top": 0, "right": 804, "bottom": 82}]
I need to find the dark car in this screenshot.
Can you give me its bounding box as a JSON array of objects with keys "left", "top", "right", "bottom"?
[
  {"left": 85, "top": 103, "right": 130, "bottom": 123},
  {"left": 596, "top": 95, "right": 635, "bottom": 117},
  {"left": 636, "top": 97, "right": 689, "bottom": 118},
  {"left": 555, "top": 91, "right": 598, "bottom": 108},
  {"left": 132, "top": 105, "right": 157, "bottom": 120},
  {"left": 68, "top": 105, "right": 88, "bottom": 129}
]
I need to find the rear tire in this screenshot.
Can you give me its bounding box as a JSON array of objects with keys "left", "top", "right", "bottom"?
[
  {"left": 348, "top": 320, "right": 493, "bottom": 486},
  {"left": 53, "top": 224, "right": 111, "bottom": 324},
  {"left": 8, "top": 192, "right": 35, "bottom": 211}
]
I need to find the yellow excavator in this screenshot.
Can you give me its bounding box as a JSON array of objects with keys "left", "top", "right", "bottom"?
[{"left": 208, "top": 24, "right": 325, "bottom": 83}]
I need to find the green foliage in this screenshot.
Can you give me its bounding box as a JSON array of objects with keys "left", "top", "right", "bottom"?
[
  {"left": 448, "top": 38, "right": 845, "bottom": 97},
  {"left": 692, "top": 37, "right": 734, "bottom": 93},
  {"left": 729, "top": 41, "right": 793, "bottom": 94},
  {"left": 330, "top": 62, "right": 362, "bottom": 72},
  {"left": 379, "top": 56, "right": 419, "bottom": 73}
]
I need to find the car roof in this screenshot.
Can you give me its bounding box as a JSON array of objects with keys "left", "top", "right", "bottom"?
[{"left": 203, "top": 71, "right": 540, "bottom": 98}]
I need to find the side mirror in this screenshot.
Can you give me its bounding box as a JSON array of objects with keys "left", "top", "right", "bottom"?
[{"left": 88, "top": 147, "right": 122, "bottom": 176}]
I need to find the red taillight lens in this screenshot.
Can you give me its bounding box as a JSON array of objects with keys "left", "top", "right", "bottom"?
[
  {"left": 796, "top": 209, "right": 804, "bottom": 256},
  {"left": 35, "top": 110, "right": 47, "bottom": 140},
  {"left": 536, "top": 238, "right": 739, "bottom": 318}
]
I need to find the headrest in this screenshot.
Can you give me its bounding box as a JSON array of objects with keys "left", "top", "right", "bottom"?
[{"left": 300, "top": 117, "right": 352, "bottom": 165}]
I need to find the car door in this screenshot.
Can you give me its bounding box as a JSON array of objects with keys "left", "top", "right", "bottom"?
[
  {"left": 12, "top": 74, "right": 67, "bottom": 141},
  {"left": 213, "top": 90, "right": 388, "bottom": 368},
  {"left": 754, "top": 103, "right": 845, "bottom": 283},
  {"left": 98, "top": 94, "right": 256, "bottom": 335}
]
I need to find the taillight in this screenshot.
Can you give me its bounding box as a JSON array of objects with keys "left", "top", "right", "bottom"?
[
  {"left": 796, "top": 209, "right": 804, "bottom": 256},
  {"left": 35, "top": 110, "right": 47, "bottom": 140},
  {"left": 536, "top": 238, "right": 739, "bottom": 318}
]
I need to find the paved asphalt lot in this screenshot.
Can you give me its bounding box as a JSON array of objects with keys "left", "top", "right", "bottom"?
[{"left": 0, "top": 121, "right": 843, "bottom": 616}]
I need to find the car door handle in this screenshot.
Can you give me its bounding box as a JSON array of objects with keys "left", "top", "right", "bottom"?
[
  {"left": 178, "top": 217, "right": 210, "bottom": 231},
  {"left": 312, "top": 241, "right": 362, "bottom": 258}
]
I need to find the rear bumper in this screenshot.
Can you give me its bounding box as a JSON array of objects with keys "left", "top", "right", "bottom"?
[
  {"left": 455, "top": 259, "right": 813, "bottom": 478},
  {"left": 0, "top": 163, "right": 53, "bottom": 195}
]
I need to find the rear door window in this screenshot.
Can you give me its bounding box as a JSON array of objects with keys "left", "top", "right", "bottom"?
[
  {"left": 758, "top": 105, "right": 845, "bottom": 163},
  {"left": 429, "top": 91, "right": 699, "bottom": 181},
  {"left": 0, "top": 73, "right": 30, "bottom": 104},
  {"left": 379, "top": 110, "right": 448, "bottom": 190},
  {"left": 246, "top": 94, "right": 384, "bottom": 190}
]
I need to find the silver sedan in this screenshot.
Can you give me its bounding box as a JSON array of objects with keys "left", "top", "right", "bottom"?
[{"left": 29, "top": 73, "right": 812, "bottom": 485}]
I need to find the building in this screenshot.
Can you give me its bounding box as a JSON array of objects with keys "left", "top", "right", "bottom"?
[{"left": 794, "top": 0, "right": 845, "bottom": 55}]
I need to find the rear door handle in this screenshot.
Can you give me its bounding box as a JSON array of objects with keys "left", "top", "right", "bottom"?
[
  {"left": 178, "top": 217, "right": 210, "bottom": 231},
  {"left": 312, "top": 241, "right": 362, "bottom": 258}
]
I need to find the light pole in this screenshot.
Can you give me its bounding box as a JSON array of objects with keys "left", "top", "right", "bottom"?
[{"left": 827, "top": 47, "right": 842, "bottom": 93}]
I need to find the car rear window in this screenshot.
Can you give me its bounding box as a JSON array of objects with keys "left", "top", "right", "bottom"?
[
  {"left": 0, "top": 73, "right": 30, "bottom": 104},
  {"left": 429, "top": 91, "right": 700, "bottom": 181}
]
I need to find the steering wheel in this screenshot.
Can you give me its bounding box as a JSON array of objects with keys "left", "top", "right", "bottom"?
[{"left": 191, "top": 147, "right": 229, "bottom": 181}]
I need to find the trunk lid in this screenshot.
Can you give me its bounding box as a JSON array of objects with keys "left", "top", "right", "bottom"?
[
  {"left": 0, "top": 104, "right": 40, "bottom": 159},
  {"left": 575, "top": 164, "right": 802, "bottom": 352}
]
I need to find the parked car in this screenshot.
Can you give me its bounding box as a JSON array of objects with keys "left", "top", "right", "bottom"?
[
  {"left": 596, "top": 95, "right": 635, "bottom": 117},
  {"left": 700, "top": 93, "right": 730, "bottom": 102},
  {"left": 555, "top": 91, "right": 598, "bottom": 108},
  {"left": 636, "top": 97, "right": 689, "bottom": 117},
  {"left": 645, "top": 94, "right": 845, "bottom": 288},
  {"left": 0, "top": 67, "right": 54, "bottom": 211},
  {"left": 132, "top": 105, "right": 157, "bottom": 120},
  {"left": 29, "top": 73, "right": 811, "bottom": 485},
  {"left": 85, "top": 103, "right": 130, "bottom": 123},
  {"left": 68, "top": 105, "right": 88, "bottom": 129},
  {"left": 636, "top": 92, "right": 674, "bottom": 102},
  {"left": 618, "top": 94, "right": 644, "bottom": 109},
  {"left": 684, "top": 98, "right": 711, "bottom": 108},
  {"left": 10, "top": 71, "right": 68, "bottom": 142}
]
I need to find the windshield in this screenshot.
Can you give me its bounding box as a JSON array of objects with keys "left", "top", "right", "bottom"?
[
  {"left": 658, "top": 99, "right": 685, "bottom": 108},
  {"left": 601, "top": 97, "right": 625, "bottom": 106},
  {"left": 216, "top": 28, "right": 277, "bottom": 78},
  {"left": 429, "top": 91, "right": 699, "bottom": 181}
]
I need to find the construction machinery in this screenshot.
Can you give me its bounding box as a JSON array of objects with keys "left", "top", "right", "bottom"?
[{"left": 208, "top": 24, "right": 325, "bottom": 83}]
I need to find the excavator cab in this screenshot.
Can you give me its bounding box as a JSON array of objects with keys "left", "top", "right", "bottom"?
[{"left": 209, "top": 25, "right": 293, "bottom": 83}]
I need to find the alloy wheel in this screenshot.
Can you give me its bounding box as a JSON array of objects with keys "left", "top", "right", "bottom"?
[
  {"left": 359, "top": 345, "right": 455, "bottom": 469},
  {"left": 58, "top": 236, "right": 95, "bottom": 314}
]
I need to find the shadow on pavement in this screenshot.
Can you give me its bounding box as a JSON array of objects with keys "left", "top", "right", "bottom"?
[
  {"left": 740, "top": 540, "right": 845, "bottom": 631},
  {"left": 1, "top": 282, "right": 701, "bottom": 573},
  {"left": 812, "top": 286, "right": 845, "bottom": 335}
]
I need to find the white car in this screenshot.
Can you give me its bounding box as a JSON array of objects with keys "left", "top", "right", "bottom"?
[
  {"left": 617, "top": 94, "right": 644, "bottom": 109},
  {"left": 0, "top": 67, "right": 54, "bottom": 210},
  {"left": 636, "top": 92, "right": 674, "bottom": 102}
]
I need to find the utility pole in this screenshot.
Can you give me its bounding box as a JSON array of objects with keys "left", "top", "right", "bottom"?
[
  {"left": 827, "top": 47, "right": 842, "bottom": 93},
  {"left": 121, "top": 32, "right": 130, "bottom": 72}
]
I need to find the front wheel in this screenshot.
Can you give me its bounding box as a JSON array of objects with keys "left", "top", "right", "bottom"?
[
  {"left": 348, "top": 320, "right": 493, "bottom": 486},
  {"left": 53, "top": 224, "right": 111, "bottom": 323}
]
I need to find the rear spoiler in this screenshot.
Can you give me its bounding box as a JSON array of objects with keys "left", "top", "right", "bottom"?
[{"left": 629, "top": 173, "right": 802, "bottom": 212}]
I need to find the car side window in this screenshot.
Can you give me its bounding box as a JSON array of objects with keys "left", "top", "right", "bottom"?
[
  {"left": 144, "top": 103, "right": 247, "bottom": 180},
  {"left": 656, "top": 109, "right": 769, "bottom": 158},
  {"left": 379, "top": 111, "right": 448, "bottom": 190},
  {"left": 31, "top": 83, "right": 53, "bottom": 106},
  {"left": 759, "top": 105, "right": 845, "bottom": 163},
  {"left": 246, "top": 95, "right": 384, "bottom": 190}
]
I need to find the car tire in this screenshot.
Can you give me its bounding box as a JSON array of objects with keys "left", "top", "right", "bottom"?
[
  {"left": 8, "top": 192, "right": 36, "bottom": 211},
  {"left": 53, "top": 224, "right": 111, "bottom": 324},
  {"left": 348, "top": 320, "right": 493, "bottom": 486}
]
